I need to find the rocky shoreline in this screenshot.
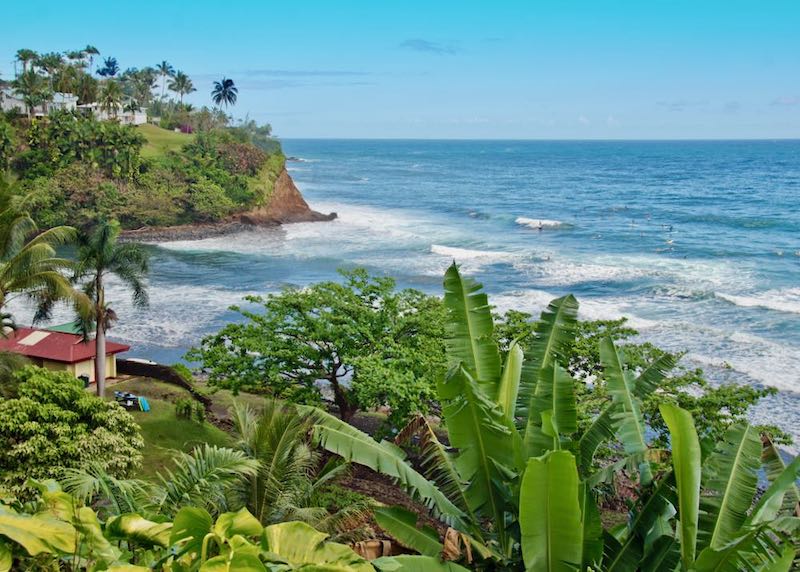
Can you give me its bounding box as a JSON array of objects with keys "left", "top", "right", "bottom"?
[{"left": 120, "top": 167, "right": 337, "bottom": 242}]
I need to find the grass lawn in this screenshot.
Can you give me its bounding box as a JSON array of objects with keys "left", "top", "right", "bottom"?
[
  {"left": 112, "top": 378, "right": 231, "bottom": 479},
  {"left": 137, "top": 124, "right": 194, "bottom": 159}
]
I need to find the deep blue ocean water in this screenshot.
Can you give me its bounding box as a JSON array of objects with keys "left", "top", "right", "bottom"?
[{"left": 20, "top": 140, "right": 800, "bottom": 441}]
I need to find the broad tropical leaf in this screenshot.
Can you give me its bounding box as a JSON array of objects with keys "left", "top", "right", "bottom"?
[
  {"left": 519, "top": 451, "right": 583, "bottom": 572},
  {"left": 104, "top": 514, "right": 172, "bottom": 548},
  {"left": 214, "top": 507, "right": 263, "bottom": 540},
  {"left": 750, "top": 436, "right": 800, "bottom": 523},
  {"left": 579, "top": 483, "right": 603, "bottom": 569},
  {"left": 170, "top": 506, "right": 213, "bottom": 558},
  {"left": 261, "top": 521, "right": 373, "bottom": 572},
  {"left": 374, "top": 507, "right": 443, "bottom": 558},
  {"left": 524, "top": 363, "right": 578, "bottom": 457},
  {"left": 660, "top": 403, "right": 701, "bottom": 569},
  {"left": 693, "top": 523, "right": 791, "bottom": 572},
  {"left": 442, "top": 263, "right": 501, "bottom": 395},
  {"left": 374, "top": 554, "right": 470, "bottom": 572},
  {"left": 699, "top": 423, "right": 761, "bottom": 550},
  {"left": 437, "top": 365, "right": 519, "bottom": 534},
  {"left": 0, "top": 505, "right": 76, "bottom": 556},
  {"left": 497, "top": 341, "right": 523, "bottom": 422},
  {"left": 601, "top": 337, "right": 651, "bottom": 485}
]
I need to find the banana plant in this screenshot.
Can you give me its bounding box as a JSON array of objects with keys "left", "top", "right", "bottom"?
[{"left": 308, "top": 263, "right": 687, "bottom": 570}]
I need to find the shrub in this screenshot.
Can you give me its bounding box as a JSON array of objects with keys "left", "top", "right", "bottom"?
[
  {"left": 175, "top": 397, "right": 206, "bottom": 423},
  {"left": 0, "top": 366, "right": 143, "bottom": 491},
  {"left": 188, "top": 177, "right": 235, "bottom": 221}
]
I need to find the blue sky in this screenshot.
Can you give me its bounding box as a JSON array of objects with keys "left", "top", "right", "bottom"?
[{"left": 2, "top": 1, "right": 798, "bottom": 139}]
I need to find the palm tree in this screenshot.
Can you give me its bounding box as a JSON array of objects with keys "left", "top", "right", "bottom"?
[
  {"left": 35, "top": 52, "right": 65, "bottom": 94},
  {"left": 14, "top": 49, "right": 38, "bottom": 75},
  {"left": 11, "top": 70, "right": 48, "bottom": 119},
  {"left": 156, "top": 60, "right": 174, "bottom": 100},
  {"left": 73, "top": 220, "right": 149, "bottom": 398},
  {"left": 211, "top": 77, "right": 238, "bottom": 108},
  {"left": 0, "top": 177, "right": 81, "bottom": 329},
  {"left": 99, "top": 79, "right": 123, "bottom": 118},
  {"left": 167, "top": 71, "right": 195, "bottom": 103},
  {"left": 97, "top": 57, "right": 119, "bottom": 78}
]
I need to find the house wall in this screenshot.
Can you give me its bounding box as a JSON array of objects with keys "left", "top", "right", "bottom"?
[{"left": 39, "top": 355, "right": 119, "bottom": 383}]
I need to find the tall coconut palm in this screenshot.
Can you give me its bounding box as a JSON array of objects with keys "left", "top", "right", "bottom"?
[
  {"left": 167, "top": 71, "right": 195, "bottom": 103},
  {"left": 156, "top": 60, "right": 174, "bottom": 100},
  {"left": 73, "top": 220, "right": 149, "bottom": 398},
  {"left": 83, "top": 45, "right": 100, "bottom": 71},
  {"left": 99, "top": 79, "right": 123, "bottom": 118},
  {"left": 14, "top": 49, "right": 38, "bottom": 75},
  {"left": 211, "top": 77, "right": 238, "bottom": 108},
  {"left": 11, "top": 70, "right": 48, "bottom": 119}
]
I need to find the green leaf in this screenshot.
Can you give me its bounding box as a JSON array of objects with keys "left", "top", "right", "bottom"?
[
  {"left": 170, "top": 506, "right": 213, "bottom": 557},
  {"left": 519, "top": 451, "right": 583, "bottom": 572},
  {"left": 200, "top": 547, "right": 266, "bottom": 572},
  {"left": 214, "top": 508, "right": 262, "bottom": 540},
  {"left": 497, "top": 341, "right": 523, "bottom": 422},
  {"left": 660, "top": 403, "right": 701, "bottom": 569},
  {"left": 442, "top": 263, "right": 501, "bottom": 395},
  {"left": 373, "top": 555, "right": 469, "bottom": 572},
  {"left": 0, "top": 540, "right": 11, "bottom": 572},
  {"left": 579, "top": 483, "right": 603, "bottom": 569},
  {"left": 700, "top": 424, "right": 761, "bottom": 550},
  {"left": 261, "top": 521, "right": 372, "bottom": 572},
  {"left": 0, "top": 505, "right": 76, "bottom": 556},
  {"left": 750, "top": 436, "right": 800, "bottom": 524},
  {"left": 307, "top": 406, "right": 465, "bottom": 527},
  {"left": 437, "top": 365, "right": 519, "bottom": 535},
  {"left": 104, "top": 514, "right": 172, "bottom": 548},
  {"left": 374, "top": 507, "right": 442, "bottom": 558},
  {"left": 601, "top": 337, "right": 651, "bottom": 485}
]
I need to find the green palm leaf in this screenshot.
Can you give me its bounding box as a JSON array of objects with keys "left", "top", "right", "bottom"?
[
  {"left": 699, "top": 423, "right": 761, "bottom": 550},
  {"left": 519, "top": 451, "right": 584, "bottom": 572},
  {"left": 660, "top": 403, "right": 701, "bottom": 570},
  {"left": 524, "top": 363, "right": 577, "bottom": 457},
  {"left": 442, "top": 263, "right": 501, "bottom": 395},
  {"left": 305, "top": 406, "right": 465, "bottom": 526},
  {"left": 497, "top": 341, "right": 523, "bottom": 422}
]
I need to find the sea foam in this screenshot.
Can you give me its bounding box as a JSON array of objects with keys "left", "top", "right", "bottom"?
[
  {"left": 715, "top": 288, "right": 800, "bottom": 315},
  {"left": 515, "top": 217, "right": 566, "bottom": 230}
]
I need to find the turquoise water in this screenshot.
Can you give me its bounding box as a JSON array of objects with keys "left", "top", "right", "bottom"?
[{"left": 21, "top": 140, "right": 800, "bottom": 440}]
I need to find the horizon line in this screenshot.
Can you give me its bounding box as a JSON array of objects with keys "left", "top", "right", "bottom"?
[{"left": 277, "top": 136, "right": 800, "bottom": 142}]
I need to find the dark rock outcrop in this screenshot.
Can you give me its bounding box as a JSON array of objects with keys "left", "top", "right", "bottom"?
[{"left": 239, "top": 168, "right": 337, "bottom": 224}]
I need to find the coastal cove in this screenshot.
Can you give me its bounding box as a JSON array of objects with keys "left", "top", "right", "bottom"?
[{"left": 14, "top": 139, "right": 800, "bottom": 444}]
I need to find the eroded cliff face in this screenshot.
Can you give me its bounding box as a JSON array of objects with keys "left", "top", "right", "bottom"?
[{"left": 239, "top": 168, "right": 337, "bottom": 224}]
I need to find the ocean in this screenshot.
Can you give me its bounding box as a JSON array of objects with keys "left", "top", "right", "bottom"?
[{"left": 19, "top": 140, "right": 800, "bottom": 441}]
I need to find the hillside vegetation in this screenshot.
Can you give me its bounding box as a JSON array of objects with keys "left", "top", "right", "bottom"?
[{"left": 137, "top": 123, "right": 195, "bottom": 159}]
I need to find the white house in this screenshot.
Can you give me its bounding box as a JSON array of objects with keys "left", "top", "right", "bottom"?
[
  {"left": 77, "top": 100, "right": 147, "bottom": 126},
  {"left": 0, "top": 89, "right": 78, "bottom": 116}
]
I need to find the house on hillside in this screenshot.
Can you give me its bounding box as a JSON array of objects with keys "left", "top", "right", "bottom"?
[
  {"left": 0, "top": 89, "right": 78, "bottom": 116},
  {"left": 0, "top": 326, "right": 130, "bottom": 383},
  {"left": 77, "top": 100, "right": 147, "bottom": 126}
]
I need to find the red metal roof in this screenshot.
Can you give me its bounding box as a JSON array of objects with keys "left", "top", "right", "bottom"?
[{"left": 0, "top": 327, "right": 130, "bottom": 364}]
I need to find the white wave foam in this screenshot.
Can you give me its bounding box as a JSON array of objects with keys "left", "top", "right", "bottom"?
[
  {"left": 431, "top": 244, "right": 516, "bottom": 262},
  {"left": 513, "top": 259, "right": 650, "bottom": 286},
  {"left": 715, "top": 288, "right": 800, "bottom": 315},
  {"left": 515, "top": 217, "right": 566, "bottom": 230}
]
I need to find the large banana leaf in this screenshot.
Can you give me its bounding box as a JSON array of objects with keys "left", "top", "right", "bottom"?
[
  {"left": 660, "top": 403, "right": 701, "bottom": 570},
  {"left": 699, "top": 423, "right": 761, "bottom": 550},
  {"left": 374, "top": 507, "right": 443, "bottom": 558},
  {"left": 305, "top": 406, "right": 465, "bottom": 526},
  {"left": 600, "top": 337, "right": 651, "bottom": 485},
  {"left": 442, "top": 263, "right": 501, "bottom": 395},
  {"left": 104, "top": 514, "right": 173, "bottom": 548},
  {"left": 693, "top": 523, "right": 791, "bottom": 572},
  {"left": 438, "top": 364, "right": 519, "bottom": 537},
  {"left": 497, "top": 341, "right": 523, "bottom": 422},
  {"left": 170, "top": 506, "right": 213, "bottom": 559},
  {"left": 579, "top": 483, "right": 603, "bottom": 569},
  {"left": 261, "top": 521, "right": 373, "bottom": 572},
  {"left": 373, "top": 554, "right": 470, "bottom": 572},
  {"left": 524, "top": 363, "right": 577, "bottom": 457},
  {"left": 0, "top": 505, "right": 76, "bottom": 556},
  {"left": 517, "top": 295, "right": 578, "bottom": 431},
  {"left": 750, "top": 436, "right": 800, "bottom": 523},
  {"left": 519, "top": 451, "right": 583, "bottom": 572}
]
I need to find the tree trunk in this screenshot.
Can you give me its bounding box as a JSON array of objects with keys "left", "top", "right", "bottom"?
[
  {"left": 329, "top": 374, "right": 357, "bottom": 422},
  {"left": 95, "top": 321, "right": 106, "bottom": 398}
]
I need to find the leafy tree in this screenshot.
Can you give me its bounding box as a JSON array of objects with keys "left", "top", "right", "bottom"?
[
  {"left": 97, "top": 56, "right": 119, "bottom": 77},
  {"left": 0, "top": 366, "right": 143, "bottom": 492},
  {"left": 189, "top": 268, "right": 446, "bottom": 426},
  {"left": 73, "top": 220, "right": 149, "bottom": 398},
  {"left": 211, "top": 77, "right": 238, "bottom": 108},
  {"left": 168, "top": 70, "right": 196, "bottom": 103},
  {"left": 0, "top": 119, "right": 14, "bottom": 171}
]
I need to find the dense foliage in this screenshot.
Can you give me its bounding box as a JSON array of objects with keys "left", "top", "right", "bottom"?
[
  {"left": 0, "top": 367, "right": 143, "bottom": 491},
  {"left": 189, "top": 269, "right": 447, "bottom": 428}
]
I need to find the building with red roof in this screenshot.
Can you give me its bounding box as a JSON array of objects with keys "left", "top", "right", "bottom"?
[{"left": 0, "top": 326, "right": 130, "bottom": 383}]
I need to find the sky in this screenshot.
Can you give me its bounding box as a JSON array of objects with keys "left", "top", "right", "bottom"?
[{"left": 1, "top": 1, "right": 798, "bottom": 139}]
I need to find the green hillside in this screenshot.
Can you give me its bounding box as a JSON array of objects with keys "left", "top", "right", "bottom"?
[{"left": 137, "top": 123, "right": 195, "bottom": 158}]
